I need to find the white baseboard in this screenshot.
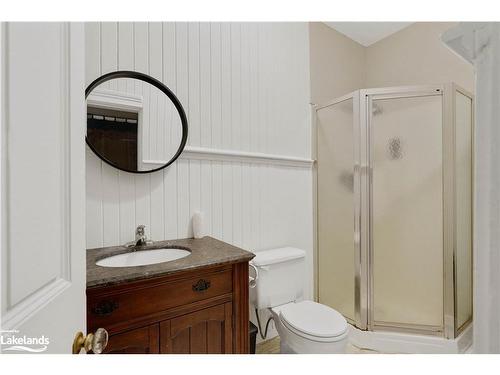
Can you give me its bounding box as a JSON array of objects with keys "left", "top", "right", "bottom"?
[{"left": 349, "top": 324, "right": 473, "bottom": 354}]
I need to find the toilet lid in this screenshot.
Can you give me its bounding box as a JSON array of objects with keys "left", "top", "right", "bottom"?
[{"left": 279, "top": 301, "right": 348, "bottom": 339}]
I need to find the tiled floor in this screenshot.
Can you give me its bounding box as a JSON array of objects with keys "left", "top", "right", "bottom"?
[
  {"left": 256, "top": 337, "right": 281, "bottom": 354},
  {"left": 255, "top": 336, "right": 380, "bottom": 354}
]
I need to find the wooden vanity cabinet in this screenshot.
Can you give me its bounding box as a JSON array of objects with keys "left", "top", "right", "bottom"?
[{"left": 87, "top": 262, "right": 249, "bottom": 354}]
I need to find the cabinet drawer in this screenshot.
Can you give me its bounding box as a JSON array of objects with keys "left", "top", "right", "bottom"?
[{"left": 88, "top": 269, "right": 232, "bottom": 329}]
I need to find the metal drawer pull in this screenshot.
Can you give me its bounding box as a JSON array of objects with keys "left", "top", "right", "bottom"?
[
  {"left": 92, "top": 300, "right": 119, "bottom": 316},
  {"left": 192, "top": 279, "right": 211, "bottom": 292}
]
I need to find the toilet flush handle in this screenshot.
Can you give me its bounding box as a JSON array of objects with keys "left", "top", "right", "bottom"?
[{"left": 249, "top": 263, "right": 259, "bottom": 288}]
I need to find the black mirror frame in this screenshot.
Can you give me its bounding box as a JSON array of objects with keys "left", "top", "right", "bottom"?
[{"left": 85, "top": 70, "right": 188, "bottom": 174}]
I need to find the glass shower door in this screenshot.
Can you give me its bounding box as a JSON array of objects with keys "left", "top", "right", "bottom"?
[
  {"left": 317, "top": 97, "right": 357, "bottom": 322},
  {"left": 369, "top": 94, "right": 444, "bottom": 332}
]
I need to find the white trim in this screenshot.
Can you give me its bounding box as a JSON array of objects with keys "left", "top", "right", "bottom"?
[
  {"left": 87, "top": 88, "right": 143, "bottom": 112},
  {"left": 143, "top": 146, "right": 315, "bottom": 168},
  {"left": 349, "top": 324, "right": 473, "bottom": 354},
  {"left": 0, "top": 21, "right": 5, "bottom": 327}
]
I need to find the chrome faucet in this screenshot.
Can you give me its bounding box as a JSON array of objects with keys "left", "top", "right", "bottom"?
[{"left": 126, "top": 225, "right": 153, "bottom": 247}]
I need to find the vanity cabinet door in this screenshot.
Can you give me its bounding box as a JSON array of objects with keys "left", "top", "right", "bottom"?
[
  {"left": 104, "top": 325, "right": 159, "bottom": 354},
  {"left": 160, "top": 303, "right": 233, "bottom": 354}
]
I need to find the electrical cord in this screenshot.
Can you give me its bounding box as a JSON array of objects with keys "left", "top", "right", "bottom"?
[{"left": 255, "top": 308, "right": 274, "bottom": 340}]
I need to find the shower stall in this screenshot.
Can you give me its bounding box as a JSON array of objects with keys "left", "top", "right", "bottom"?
[{"left": 315, "top": 84, "right": 473, "bottom": 341}]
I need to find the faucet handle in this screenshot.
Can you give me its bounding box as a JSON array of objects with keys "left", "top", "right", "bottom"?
[{"left": 136, "top": 225, "right": 145, "bottom": 235}]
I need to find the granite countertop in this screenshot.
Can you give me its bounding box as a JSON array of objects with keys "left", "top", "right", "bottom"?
[{"left": 87, "top": 236, "right": 255, "bottom": 289}]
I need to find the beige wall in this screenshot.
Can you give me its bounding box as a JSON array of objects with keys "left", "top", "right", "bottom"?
[
  {"left": 309, "top": 22, "right": 365, "bottom": 105},
  {"left": 365, "top": 22, "right": 474, "bottom": 92},
  {"left": 309, "top": 22, "right": 474, "bottom": 101}
]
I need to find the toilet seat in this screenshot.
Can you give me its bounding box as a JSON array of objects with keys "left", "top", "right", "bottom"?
[{"left": 278, "top": 301, "right": 348, "bottom": 343}]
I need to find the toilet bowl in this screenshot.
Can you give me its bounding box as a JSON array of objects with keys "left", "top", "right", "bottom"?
[
  {"left": 250, "top": 247, "right": 349, "bottom": 354},
  {"left": 270, "top": 300, "right": 348, "bottom": 354}
]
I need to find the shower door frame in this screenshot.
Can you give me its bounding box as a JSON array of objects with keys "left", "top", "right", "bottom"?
[
  {"left": 315, "top": 91, "right": 364, "bottom": 328},
  {"left": 315, "top": 84, "right": 473, "bottom": 340},
  {"left": 362, "top": 85, "right": 448, "bottom": 337}
]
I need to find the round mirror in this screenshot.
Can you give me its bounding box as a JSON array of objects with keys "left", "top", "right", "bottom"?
[{"left": 85, "top": 71, "right": 188, "bottom": 173}]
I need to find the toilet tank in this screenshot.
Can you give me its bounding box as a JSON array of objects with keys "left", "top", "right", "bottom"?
[{"left": 250, "top": 247, "right": 306, "bottom": 309}]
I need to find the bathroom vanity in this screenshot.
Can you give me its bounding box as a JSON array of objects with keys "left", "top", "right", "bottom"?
[{"left": 86, "top": 237, "right": 254, "bottom": 354}]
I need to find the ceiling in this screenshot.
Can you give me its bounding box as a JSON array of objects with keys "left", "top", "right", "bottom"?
[{"left": 324, "top": 22, "right": 413, "bottom": 47}]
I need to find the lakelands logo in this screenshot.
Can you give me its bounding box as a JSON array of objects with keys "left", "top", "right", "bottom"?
[{"left": 1, "top": 330, "right": 49, "bottom": 353}]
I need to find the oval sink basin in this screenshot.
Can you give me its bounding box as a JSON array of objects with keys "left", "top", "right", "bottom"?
[{"left": 96, "top": 248, "right": 190, "bottom": 268}]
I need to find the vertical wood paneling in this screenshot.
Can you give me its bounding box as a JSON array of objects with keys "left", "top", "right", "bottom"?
[
  {"left": 150, "top": 171, "right": 164, "bottom": 241},
  {"left": 163, "top": 22, "right": 178, "bottom": 240},
  {"left": 148, "top": 23, "right": 165, "bottom": 241},
  {"left": 241, "top": 163, "right": 251, "bottom": 249},
  {"left": 257, "top": 23, "right": 268, "bottom": 154},
  {"left": 230, "top": 23, "right": 241, "bottom": 150},
  {"left": 211, "top": 161, "right": 223, "bottom": 240},
  {"left": 100, "top": 23, "right": 120, "bottom": 247},
  {"left": 102, "top": 162, "right": 120, "bottom": 247},
  {"left": 118, "top": 22, "right": 134, "bottom": 71},
  {"left": 240, "top": 24, "right": 251, "bottom": 152},
  {"left": 118, "top": 171, "right": 135, "bottom": 244},
  {"left": 149, "top": 22, "right": 163, "bottom": 160},
  {"left": 85, "top": 23, "right": 312, "bottom": 296},
  {"left": 163, "top": 23, "right": 177, "bottom": 160},
  {"left": 200, "top": 23, "right": 211, "bottom": 148},
  {"left": 232, "top": 163, "right": 242, "bottom": 247},
  {"left": 135, "top": 174, "right": 151, "bottom": 233},
  {"left": 250, "top": 164, "right": 261, "bottom": 251},
  {"left": 188, "top": 23, "right": 200, "bottom": 147},
  {"left": 85, "top": 23, "right": 101, "bottom": 86},
  {"left": 86, "top": 150, "right": 103, "bottom": 248},
  {"left": 200, "top": 161, "right": 213, "bottom": 235},
  {"left": 133, "top": 23, "right": 149, "bottom": 74},
  {"left": 176, "top": 22, "right": 189, "bottom": 132},
  {"left": 101, "top": 23, "right": 118, "bottom": 74},
  {"left": 134, "top": 23, "right": 150, "bottom": 161},
  {"left": 164, "top": 164, "right": 178, "bottom": 239},
  {"left": 148, "top": 23, "right": 163, "bottom": 79},
  {"left": 189, "top": 160, "right": 201, "bottom": 236},
  {"left": 132, "top": 22, "right": 152, "bottom": 236},
  {"left": 117, "top": 22, "right": 136, "bottom": 245},
  {"left": 210, "top": 23, "right": 222, "bottom": 150},
  {"left": 249, "top": 24, "right": 259, "bottom": 153},
  {"left": 221, "top": 161, "right": 233, "bottom": 244},
  {"left": 221, "top": 23, "right": 232, "bottom": 149},
  {"left": 177, "top": 160, "right": 190, "bottom": 238},
  {"left": 175, "top": 23, "right": 190, "bottom": 239}
]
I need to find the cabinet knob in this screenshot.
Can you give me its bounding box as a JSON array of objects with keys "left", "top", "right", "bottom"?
[
  {"left": 192, "top": 279, "right": 211, "bottom": 292},
  {"left": 72, "top": 328, "right": 108, "bottom": 354}
]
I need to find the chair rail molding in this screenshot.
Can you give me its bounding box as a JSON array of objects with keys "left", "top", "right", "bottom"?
[
  {"left": 442, "top": 22, "right": 500, "bottom": 354},
  {"left": 144, "top": 146, "right": 315, "bottom": 168}
]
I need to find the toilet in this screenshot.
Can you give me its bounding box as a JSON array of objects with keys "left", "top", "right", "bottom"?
[{"left": 250, "top": 247, "right": 348, "bottom": 354}]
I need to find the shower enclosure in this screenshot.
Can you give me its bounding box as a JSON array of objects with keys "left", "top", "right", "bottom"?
[{"left": 315, "top": 84, "right": 473, "bottom": 339}]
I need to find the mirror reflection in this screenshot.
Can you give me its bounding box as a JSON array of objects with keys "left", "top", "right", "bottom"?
[{"left": 86, "top": 76, "right": 186, "bottom": 173}]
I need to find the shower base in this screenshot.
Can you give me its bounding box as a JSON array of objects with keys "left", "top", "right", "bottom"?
[{"left": 348, "top": 324, "right": 473, "bottom": 354}]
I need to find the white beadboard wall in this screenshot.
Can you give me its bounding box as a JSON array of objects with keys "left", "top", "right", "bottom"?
[{"left": 85, "top": 22, "right": 313, "bottom": 302}]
